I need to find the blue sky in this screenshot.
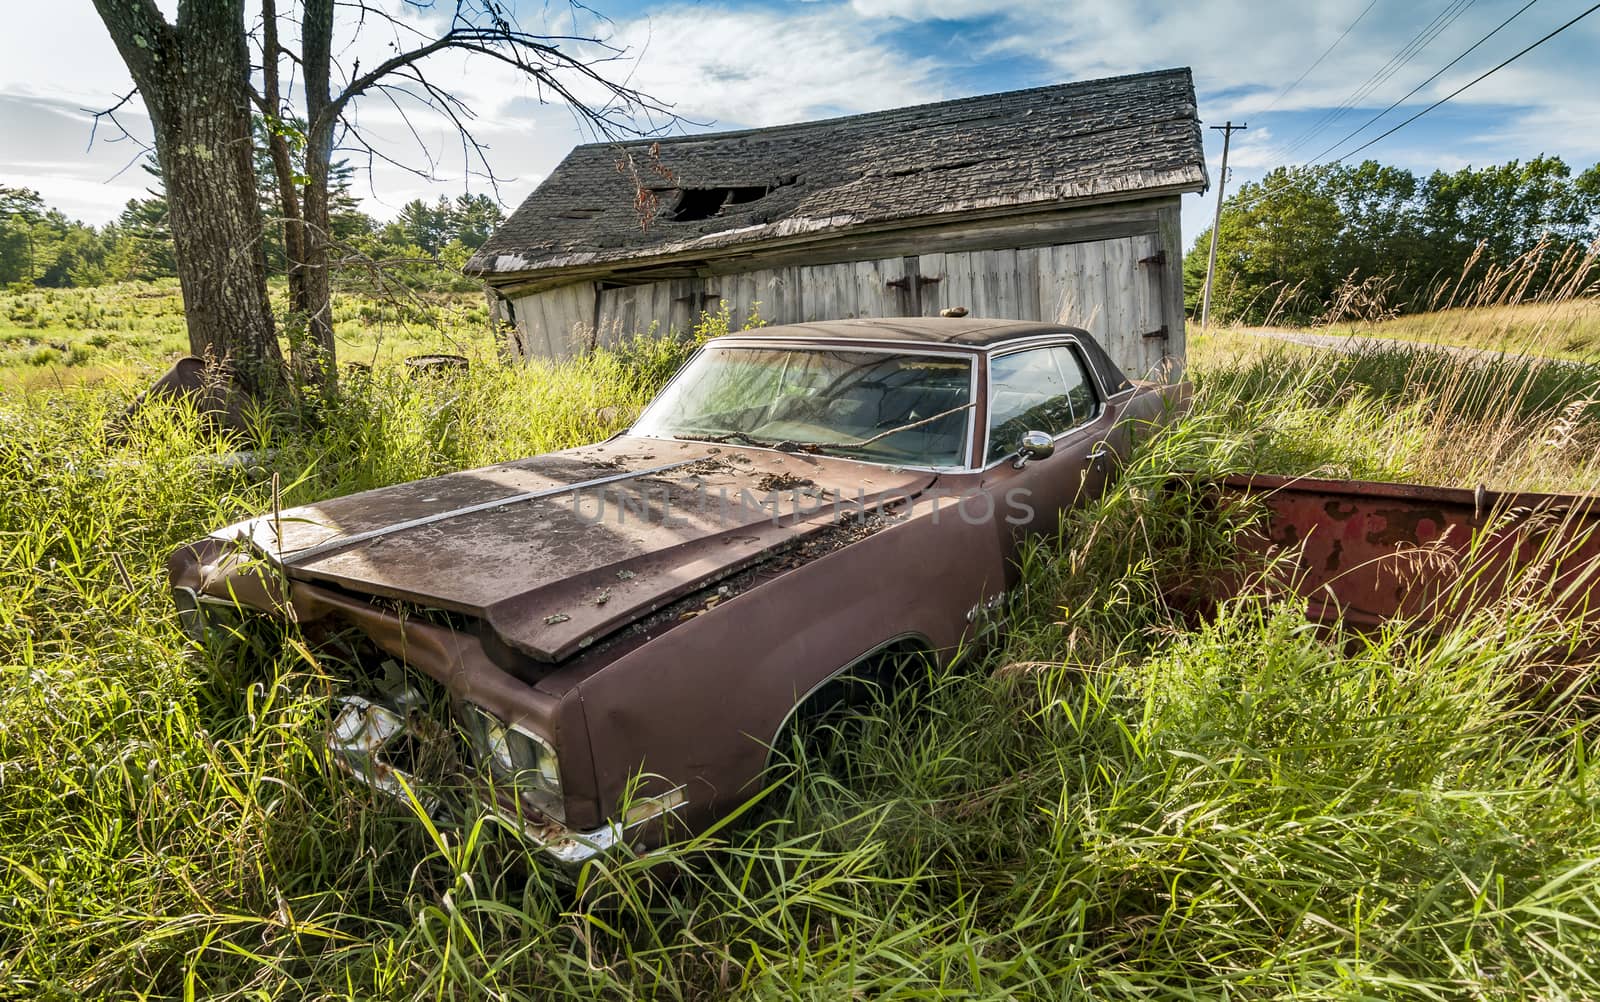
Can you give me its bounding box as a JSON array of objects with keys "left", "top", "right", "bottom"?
[{"left": 3, "top": 0, "right": 1598, "bottom": 248}]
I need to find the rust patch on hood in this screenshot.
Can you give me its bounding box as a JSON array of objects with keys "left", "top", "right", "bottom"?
[{"left": 214, "top": 437, "right": 936, "bottom": 662}]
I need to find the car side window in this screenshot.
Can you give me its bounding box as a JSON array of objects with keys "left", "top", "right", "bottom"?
[
  {"left": 1052, "top": 346, "right": 1100, "bottom": 425},
  {"left": 986, "top": 348, "right": 1075, "bottom": 462}
]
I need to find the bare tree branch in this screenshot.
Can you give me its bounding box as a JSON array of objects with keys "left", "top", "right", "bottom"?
[
  {"left": 84, "top": 89, "right": 154, "bottom": 156},
  {"left": 316, "top": 0, "right": 682, "bottom": 145}
]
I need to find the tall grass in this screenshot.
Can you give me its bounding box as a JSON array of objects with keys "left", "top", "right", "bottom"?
[
  {"left": 1191, "top": 338, "right": 1600, "bottom": 492},
  {"left": 4, "top": 299, "right": 1600, "bottom": 996}
]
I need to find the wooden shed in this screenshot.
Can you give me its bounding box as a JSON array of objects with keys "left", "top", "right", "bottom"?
[{"left": 465, "top": 68, "right": 1208, "bottom": 379}]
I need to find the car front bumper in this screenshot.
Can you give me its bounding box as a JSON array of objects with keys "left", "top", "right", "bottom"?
[
  {"left": 326, "top": 695, "right": 675, "bottom": 869},
  {"left": 171, "top": 561, "right": 682, "bottom": 870}
]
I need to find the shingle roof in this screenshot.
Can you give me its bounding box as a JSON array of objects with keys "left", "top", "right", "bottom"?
[{"left": 467, "top": 68, "right": 1206, "bottom": 279}]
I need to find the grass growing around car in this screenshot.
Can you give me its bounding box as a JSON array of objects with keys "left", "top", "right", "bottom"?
[{"left": 3, "top": 308, "right": 1600, "bottom": 997}]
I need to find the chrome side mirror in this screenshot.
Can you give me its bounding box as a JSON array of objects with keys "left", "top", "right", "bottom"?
[{"left": 1013, "top": 430, "right": 1054, "bottom": 469}]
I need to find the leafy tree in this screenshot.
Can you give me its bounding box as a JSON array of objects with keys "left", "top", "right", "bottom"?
[
  {"left": 1326, "top": 162, "right": 1425, "bottom": 288},
  {"left": 31, "top": 211, "right": 109, "bottom": 287},
  {"left": 97, "top": 161, "right": 177, "bottom": 283},
  {"left": 386, "top": 195, "right": 502, "bottom": 256},
  {"left": 451, "top": 194, "right": 503, "bottom": 250},
  {"left": 1185, "top": 165, "right": 1345, "bottom": 324},
  {"left": 393, "top": 198, "right": 451, "bottom": 256},
  {"left": 251, "top": 118, "right": 366, "bottom": 278},
  {"left": 1419, "top": 157, "right": 1600, "bottom": 269},
  {"left": 1187, "top": 157, "right": 1600, "bottom": 325},
  {"left": 107, "top": 195, "right": 177, "bottom": 282},
  {"left": 0, "top": 185, "right": 46, "bottom": 285},
  {"left": 0, "top": 187, "right": 114, "bottom": 288}
]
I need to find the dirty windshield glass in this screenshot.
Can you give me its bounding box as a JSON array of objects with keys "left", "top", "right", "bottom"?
[{"left": 632, "top": 346, "right": 974, "bottom": 467}]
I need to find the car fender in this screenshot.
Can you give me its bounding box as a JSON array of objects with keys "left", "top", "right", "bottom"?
[{"left": 573, "top": 493, "right": 1006, "bottom": 836}]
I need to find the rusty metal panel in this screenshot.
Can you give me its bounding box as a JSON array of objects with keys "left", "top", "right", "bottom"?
[{"left": 1220, "top": 474, "right": 1600, "bottom": 638}]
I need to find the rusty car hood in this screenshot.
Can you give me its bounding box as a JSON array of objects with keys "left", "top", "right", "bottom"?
[{"left": 217, "top": 436, "right": 936, "bottom": 662}]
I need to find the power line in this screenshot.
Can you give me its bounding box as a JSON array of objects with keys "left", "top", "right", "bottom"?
[
  {"left": 1201, "top": 0, "right": 1596, "bottom": 224},
  {"left": 1194, "top": 0, "right": 1600, "bottom": 234},
  {"left": 1276, "top": 0, "right": 1478, "bottom": 159},
  {"left": 1258, "top": 0, "right": 1382, "bottom": 115},
  {"left": 1272, "top": 0, "right": 1466, "bottom": 158},
  {"left": 1272, "top": 0, "right": 1478, "bottom": 161},
  {"left": 1308, "top": 0, "right": 1543, "bottom": 163},
  {"left": 1331, "top": 0, "right": 1600, "bottom": 163}
]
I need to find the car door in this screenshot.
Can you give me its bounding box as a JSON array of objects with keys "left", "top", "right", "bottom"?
[
  {"left": 977, "top": 342, "right": 1113, "bottom": 555},
  {"left": 1054, "top": 343, "right": 1117, "bottom": 503}
]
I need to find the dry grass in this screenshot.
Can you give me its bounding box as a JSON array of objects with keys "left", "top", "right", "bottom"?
[
  {"left": 1193, "top": 243, "right": 1600, "bottom": 494},
  {"left": 1313, "top": 299, "right": 1600, "bottom": 360},
  {"left": 1193, "top": 329, "right": 1600, "bottom": 493},
  {"left": 1211, "top": 241, "right": 1600, "bottom": 363}
]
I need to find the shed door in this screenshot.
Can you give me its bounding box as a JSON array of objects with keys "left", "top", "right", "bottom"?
[
  {"left": 793, "top": 256, "right": 914, "bottom": 320},
  {"left": 917, "top": 237, "right": 1169, "bottom": 379}
]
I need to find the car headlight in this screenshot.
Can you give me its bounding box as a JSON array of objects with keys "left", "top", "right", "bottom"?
[{"left": 461, "top": 703, "right": 563, "bottom": 821}]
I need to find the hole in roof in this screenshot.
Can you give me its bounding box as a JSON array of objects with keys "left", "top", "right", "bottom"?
[{"left": 667, "top": 185, "right": 773, "bottom": 222}]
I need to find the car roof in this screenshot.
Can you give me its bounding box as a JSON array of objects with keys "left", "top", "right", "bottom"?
[{"left": 720, "top": 316, "right": 1088, "bottom": 348}]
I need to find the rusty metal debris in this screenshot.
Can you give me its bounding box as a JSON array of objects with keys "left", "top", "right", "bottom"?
[
  {"left": 404, "top": 353, "right": 469, "bottom": 376},
  {"left": 1220, "top": 473, "right": 1600, "bottom": 644}
]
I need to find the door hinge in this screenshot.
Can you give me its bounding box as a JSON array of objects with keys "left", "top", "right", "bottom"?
[
  {"left": 1140, "top": 326, "right": 1169, "bottom": 340},
  {"left": 1138, "top": 251, "right": 1167, "bottom": 267},
  {"left": 886, "top": 277, "right": 911, "bottom": 291}
]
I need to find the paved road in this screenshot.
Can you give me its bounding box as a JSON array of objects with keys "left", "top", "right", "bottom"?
[{"left": 1239, "top": 327, "right": 1571, "bottom": 366}]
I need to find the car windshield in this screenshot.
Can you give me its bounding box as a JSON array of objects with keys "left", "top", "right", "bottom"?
[{"left": 631, "top": 345, "right": 975, "bottom": 468}]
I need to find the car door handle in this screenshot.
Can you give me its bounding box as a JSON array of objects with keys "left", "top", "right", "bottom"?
[{"left": 1087, "top": 447, "right": 1109, "bottom": 461}]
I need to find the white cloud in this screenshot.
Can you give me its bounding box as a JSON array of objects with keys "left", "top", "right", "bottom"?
[
  {"left": 0, "top": 0, "right": 942, "bottom": 223},
  {"left": 848, "top": 0, "right": 1006, "bottom": 20},
  {"left": 4, "top": 0, "right": 1598, "bottom": 243},
  {"left": 1221, "top": 126, "right": 1279, "bottom": 171},
  {"left": 844, "top": 0, "right": 1600, "bottom": 164},
  {"left": 0, "top": 5, "right": 142, "bottom": 104},
  {"left": 598, "top": 7, "right": 944, "bottom": 127}
]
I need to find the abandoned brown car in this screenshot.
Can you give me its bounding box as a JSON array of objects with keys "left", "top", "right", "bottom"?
[{"left": 168, "top": 318, "right": 1185, "bottom": 865}]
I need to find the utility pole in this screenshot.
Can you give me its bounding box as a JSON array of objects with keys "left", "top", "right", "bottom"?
[{"left": 1200, "top": 120, "right": 1246, "bottom": 329}]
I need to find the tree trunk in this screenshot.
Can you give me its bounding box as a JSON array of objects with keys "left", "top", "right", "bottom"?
[
  {"left": 265, "top": 128, "right": 311, "bottom": 368},
  {"left": 299, "top": 0, "right": 338, "bottom": 388},
  {"left": 260, "top": 0, "right": 310, "bottom": 361},
  {"left": 299, "top": 134, "right": 336, "bottom": 386},
  {"left": 92, "top": 0, "right": 283, "bottom": 399}
]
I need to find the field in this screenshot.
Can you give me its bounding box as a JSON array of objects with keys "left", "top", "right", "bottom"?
[
  {"left": 0, "top": 280, "right": 492, "bottom": 392},
  {"left": 4, "top": 284, "right": 1600, "bottom": 998},
  {"left": 1227, "top": 294, "right": 1600, "bottom": 365},
  {"left": 1326, "top": 298, "right": 1600, "bottom": 359}
]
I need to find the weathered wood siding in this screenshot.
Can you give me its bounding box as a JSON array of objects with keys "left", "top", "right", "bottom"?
[
  {"left": 502, "top": 282, "right": 594, "bottom": 359},
  {"left": 497, "top": 200, "right": 1187, "bottom": 377}
]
